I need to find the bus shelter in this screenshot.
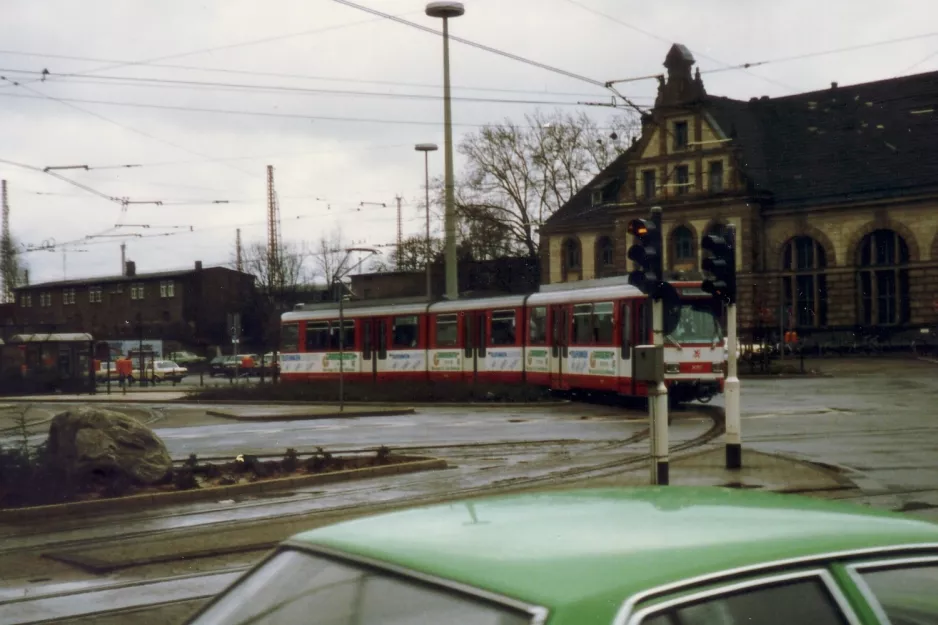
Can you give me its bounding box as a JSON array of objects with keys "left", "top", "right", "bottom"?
[{"left": 5, "top": 333, "right": 95, "bottom": 394}]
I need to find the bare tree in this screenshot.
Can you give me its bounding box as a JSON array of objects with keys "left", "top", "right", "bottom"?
[
  {"left": 1, "top": 237, "right": 27, "bottom": 301},
  {"left": 310, "top": 227, "right": 349, "bottom": 285},
  {"left": 235, "top": 240, "right": 307, "bottom": 304},
  {"left": 452, "top": 109, "right": 639, "bottom": 259}
]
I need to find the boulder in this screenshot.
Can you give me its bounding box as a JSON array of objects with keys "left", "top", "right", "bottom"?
[{"left": 47, "top": 407, "right": 172, "bottom": 485}]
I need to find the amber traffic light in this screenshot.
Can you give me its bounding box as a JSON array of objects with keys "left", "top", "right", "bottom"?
[{"left": 627, "top": 207, "right": 663, "bottom": 298}]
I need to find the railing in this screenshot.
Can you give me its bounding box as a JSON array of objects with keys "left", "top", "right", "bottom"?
[{"left": 737, "top": 325, "right": 937, "bottom": 373}]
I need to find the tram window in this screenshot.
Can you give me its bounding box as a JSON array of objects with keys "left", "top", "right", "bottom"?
[
  {"left": 594, "top": 302, "right": 614, "bottom": 343},
  {"left": 392, "top": 316, "right": 420, "bottom": 348},
  {"left": 281, "top": 324, "right": 299, "bottom": 352},
  {"left": 528, "top": 306, "right": 547, "bottom": 345},
  {"left": 491, "top": 310, "right": 517, "bottom": 346},
  {"left": 572, "top": 304, "right": 593, "bottom": 344},
  {"left": 435, "top": 314, "right": 459, "bottom": 347},
  {"left": 305, "top": 322, "right": 330, "bottom": 351},
  {"left": 334, "top": 321, "right": 355, "bottom": 349}
]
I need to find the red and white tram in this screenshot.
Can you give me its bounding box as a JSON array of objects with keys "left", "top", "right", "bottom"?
[{"left": 279, "top": 277, "right": 726, "bottom": 403}]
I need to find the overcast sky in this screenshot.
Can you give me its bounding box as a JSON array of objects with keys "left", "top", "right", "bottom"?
[{"left": 2, "top": 0, "right": 936, "bottom": 284}]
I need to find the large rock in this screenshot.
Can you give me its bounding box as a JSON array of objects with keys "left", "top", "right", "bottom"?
[{"left": 47, "top": 407, "right": 172, "bottom": 485}]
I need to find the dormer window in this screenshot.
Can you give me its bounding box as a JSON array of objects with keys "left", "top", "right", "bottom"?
[
  {"left": 591, "top": 189, "right": 603, "bottom": 207},
  {"left": 673, "top": 121, "right": 688, "bottom": 150}
]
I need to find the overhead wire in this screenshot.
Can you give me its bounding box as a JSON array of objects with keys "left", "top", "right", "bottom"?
[
  {"left": 0, "top": 91, "right": 610, "bottom": 127},
  {"left": 0, "top": 67, "right": 629, "bottom": 107},
  {"left": 2, "top": 11, "right": 426, "bottom": 91},
  {"left": 558, "top": 0, "right": 797, "bottom": 93},
  {"left": 332, "top": 0, "right": 609, "bottom": 89},
  {"left": 0, "top": 48, "right": 612, "bottom": 98}
]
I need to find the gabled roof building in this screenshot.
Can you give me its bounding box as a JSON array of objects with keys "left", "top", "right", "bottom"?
[{"left": 541, "top": 44, "right": 938, "bottom": 335}]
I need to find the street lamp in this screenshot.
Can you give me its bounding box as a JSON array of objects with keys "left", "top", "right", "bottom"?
[
  {"left": 425, "top": 1, "right": 464, "bottom": 301},
  {"left": 333, "top": 247, "right": 379, "bottom": 412},
  {"left": 415, "top": 143, "right": 438, "bottom": 298}
]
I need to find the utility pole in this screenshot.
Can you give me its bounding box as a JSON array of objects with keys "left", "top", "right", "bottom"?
[
  {"left": 0, "top": 180, "right": 11, "bottom": 303},
  {"left": 266, "top": 165, "right": 282, "bottom": 292},
  {"left": 702, "top": 224, "right": 740, "bottom": 469},
  {"left": 235, "top": 228, "right": 243, "bottom": 273},
  {"left": 627, "top": 206, "right": 669, "bottom": 485},
  {"left": 395, "top": 195, "right": 403, "bottom": 269}
]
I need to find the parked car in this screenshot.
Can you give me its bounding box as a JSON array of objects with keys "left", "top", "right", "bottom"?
[
  {"left": 131, "top": 360, "right": 188, "bottom": 383},
  {"left": 209, "top": 356, "right": 231, "bottom": 377},
  {"left": 184, "top": 487, "right": 938, "bottom": 625},
  {"left": 167, "top": 351, "right": 206, "bottom": 366},
  {"left": 94, "top": 361, "right": 119, "bottom": 383},
  {"left": 224, "top": 354, "right": 259, "bottom": 377}
]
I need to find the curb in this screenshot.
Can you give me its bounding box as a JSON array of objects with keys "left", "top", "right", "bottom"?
[
  {"left": 204, "top": 408, "right": 416, "bottom": 421},
  {"left": 739, "top": 373, "right": 834, "bottom": 380},
  {"left": 0, "top": 397, "right": 571, "bottom": 408},
  {"left": 0, "top": 456, "right": 447, "bottom": 523},
  {"left": 670, "top": 446, "right": 860, "bottom": 491}
]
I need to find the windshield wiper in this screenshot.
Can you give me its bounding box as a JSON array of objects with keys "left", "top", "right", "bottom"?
[{"left": 665, "top": 334, "right": 683, "bottom": 349}]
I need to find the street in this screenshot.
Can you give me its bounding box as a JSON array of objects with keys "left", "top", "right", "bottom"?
[{"left": 0, "top": 357, "right": 936, "bottom": 624}]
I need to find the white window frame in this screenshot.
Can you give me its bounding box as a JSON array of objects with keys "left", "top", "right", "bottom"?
[
  {"left": 160, "top": 280, "right": 175, "bottom": 298},
  {"left": 131, "top": 283, "right": 145, "bottom": 300},
  {"left": 21, "top": 293, "right": 32, "bottom": 308},
  {"left": 89, "top": 287, "right": 103, "bottom": 303},
  {"left": 63, "top": 288, "right": 76, "bottom": 305},
  {"left": 40, "top": 292, "right": 52, "bottom": 307}
]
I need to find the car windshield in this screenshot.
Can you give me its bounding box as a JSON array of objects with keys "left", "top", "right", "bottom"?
[
  {"left": 189, "top": 549, "right": 531, "bottom": 625},
  {"left": 668, "top": 301, "right": 723, "bottom": 345}
]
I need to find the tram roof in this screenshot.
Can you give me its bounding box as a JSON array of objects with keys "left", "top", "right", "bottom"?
[{"left": 10, "top": 333, "right": 93, "bottom": 343}]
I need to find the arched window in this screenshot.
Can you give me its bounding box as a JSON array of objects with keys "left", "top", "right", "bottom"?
[
  {"left": 781, "top": 236, "right": 828, "bottom": 328},
  {"left": 670, "top": 225, "right": 695, "bottom": 268},
  {"left": 595, "top": 236, "right": 615, "bottom": 277},
  {"left": 857, "top": 229, "right": 910, "bottom": 326},
  {"left": 561, "top": 237, "right": 581, "bottom": 280}
]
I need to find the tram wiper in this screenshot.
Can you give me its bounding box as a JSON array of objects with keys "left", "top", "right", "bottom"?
[{"left": 665, "top": 334, "right": 683, "bottom": 349}]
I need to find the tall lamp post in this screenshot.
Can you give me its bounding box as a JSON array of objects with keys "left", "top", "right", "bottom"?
[
  {"left": 425, "top": 1, "right": 463, "bottom": 301},
  {"left": 415, "top": 143, "right": 438, "bottom": 298},
  {"left": 333, "top": 247, "right": 379, "bottom": 413}
]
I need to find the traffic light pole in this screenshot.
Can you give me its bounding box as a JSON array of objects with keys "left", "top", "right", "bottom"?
[
  {"left": 725, "top": 300, "right": 741, "bottom": 469},
  {"left": 651, "top": 297, "right": 669, "bottom": 485}
]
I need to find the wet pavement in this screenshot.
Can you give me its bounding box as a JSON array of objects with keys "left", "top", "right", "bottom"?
[{"left": 1, "top": 357, "right": 936, "bottom": 623}]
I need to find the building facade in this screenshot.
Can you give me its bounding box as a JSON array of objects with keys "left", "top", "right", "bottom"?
[
  {"left": 541, "top": 44, "right": 938, "bottom": 337},
  {"left": 10, "top": 261, "right": 256, "bottom": 348}
]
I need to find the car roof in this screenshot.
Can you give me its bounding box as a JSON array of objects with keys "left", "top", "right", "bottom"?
[{"left": 289, "top": 487, "right": 938, "bottom": 623}]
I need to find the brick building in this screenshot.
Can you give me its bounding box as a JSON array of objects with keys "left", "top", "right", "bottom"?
[
  {"left": 348, "top": 258, "right": 540, "bottom": 300},
  {"left": 10, "top": 260, "right": 256, "bottom": 347},
  {"left": 540, "top": 44, "right": 938, "bottom": 337}
]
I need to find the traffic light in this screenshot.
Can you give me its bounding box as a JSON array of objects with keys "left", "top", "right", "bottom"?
[
  {"left": 701, "top": 228, "right": 737, "bottom": 304},
  {"left": 627, "top": 208, "right": 663, "bottom": 298}
]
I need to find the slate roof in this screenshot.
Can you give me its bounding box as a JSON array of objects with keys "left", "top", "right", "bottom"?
[
  {"left": 542, "top": 148, "right": 634, "bottom": 232},
  {"left": 15, "top": 265, "right": 244, "bottom": 291},
  {"left": 546, "top": 68, "right": 938, "bottom": 230},
  {"left": 708, "top": 68, "right": 938, "bottom": 208}
]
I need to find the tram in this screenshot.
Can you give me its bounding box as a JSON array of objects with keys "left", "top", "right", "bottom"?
[{"left": 279, "top": 277, "right": 727, "bottom": 403}]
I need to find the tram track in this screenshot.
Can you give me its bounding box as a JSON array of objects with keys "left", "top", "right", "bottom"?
[{"left": 0, "top": 409, "right": 723, "bottom": 625}]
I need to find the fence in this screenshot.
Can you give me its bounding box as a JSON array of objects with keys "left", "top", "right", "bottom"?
[{"left": 738, "top": 324, "right": 937, "bottom": 373}]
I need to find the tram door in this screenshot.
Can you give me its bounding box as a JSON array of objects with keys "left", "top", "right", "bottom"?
[
  {"left": 462, "top": 311, "right": 487, "bottom": 382},
  {"left": 633, "top": 300, "right": 651, "bottom": 397},
  {"left": 550, "top": 305, "right": 568, "bottom": 390},
  {"left": 362, "top": 317, "right": 388, "bottom": 382},
  {"left": 618, "top": 300, "right": 634, "bottom": 395}
]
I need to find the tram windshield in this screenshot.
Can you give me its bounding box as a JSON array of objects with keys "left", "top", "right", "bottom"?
[{"left": 667, "top": 300, "right": 723, "bottom": 345}]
